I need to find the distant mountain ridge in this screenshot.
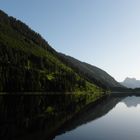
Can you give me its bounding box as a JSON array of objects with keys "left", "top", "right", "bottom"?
[
  {"left": 120, "top": 77, "right": 140, "bottom": 89},
  {"left": 59, "top": 53, "right": 123, "bottom": 90}
]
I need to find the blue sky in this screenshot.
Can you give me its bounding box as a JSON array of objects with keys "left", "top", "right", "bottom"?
[{"left": 1, "top": 0, "right": 140, "bottom": 81}]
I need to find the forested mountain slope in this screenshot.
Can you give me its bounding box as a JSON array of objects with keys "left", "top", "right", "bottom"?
[{"left": 0, "top": 10, "right": 103, "bottom": 93}]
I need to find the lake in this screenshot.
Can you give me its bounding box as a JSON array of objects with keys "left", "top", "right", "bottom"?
[
  {"left": 1, "top": 94, "right": 140, "bottom": 140},
  {"left": 53, "top": 95, "right": 140, "bottom": 140}
]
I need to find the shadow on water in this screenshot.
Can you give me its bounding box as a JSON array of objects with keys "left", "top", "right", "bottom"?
[{"left": 0, "top": 93, "right": 140, "bottom": 140}]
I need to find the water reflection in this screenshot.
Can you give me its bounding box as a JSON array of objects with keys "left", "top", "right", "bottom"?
[
  {"left": 1, "top": 94, "right": 140, "bottom": 140},
  {"left": 54, "top": 95, "right": 140, "bottom": 140},
  {"left": 123, "top": 96, "right": 140, "bottom": 107},
  {"left": 53, "top": 96, "right": 123, "bottom": 138}
]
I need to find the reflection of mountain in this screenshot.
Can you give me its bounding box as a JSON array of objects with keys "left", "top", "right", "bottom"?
[
  {"left": 122, "top": 96, "right": 140, "bottom": 107},
  {"left": 53, "top": 96, "right": 124, "bottom": 139}
]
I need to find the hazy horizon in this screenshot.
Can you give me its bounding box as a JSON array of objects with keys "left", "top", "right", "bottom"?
[{"left": 1, "top": 0, "right": 140, "bottom": 82}]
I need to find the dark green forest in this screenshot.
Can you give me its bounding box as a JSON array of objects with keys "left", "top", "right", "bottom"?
[{"left": 0, "top": 10, "right": 104, "bottom": 93}]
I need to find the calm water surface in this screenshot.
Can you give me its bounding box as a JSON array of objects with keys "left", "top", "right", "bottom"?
[{"left": 54, "top": 96, "right": 140, "bottom": 140}]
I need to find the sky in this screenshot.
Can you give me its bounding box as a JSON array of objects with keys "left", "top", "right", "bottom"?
[{"left": 0, "top": 0, "right": 140, "bottom": 82}]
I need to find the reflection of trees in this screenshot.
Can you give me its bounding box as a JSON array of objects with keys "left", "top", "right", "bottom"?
[
  {"left": 54, "top": 96, "right": 124, "bottom": 138},
  {"left": 0, "top": 94, "right": 102, "bottom": 140}
]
